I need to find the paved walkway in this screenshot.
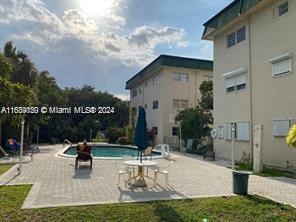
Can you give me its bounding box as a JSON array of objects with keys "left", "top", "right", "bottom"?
[{"left": 0, "top": 145, "right": 295, "bottom": 209}]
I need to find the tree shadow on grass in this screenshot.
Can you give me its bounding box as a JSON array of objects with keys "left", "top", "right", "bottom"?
[{"left": 153, "top": 201, "right": 184, "bottom": 222}]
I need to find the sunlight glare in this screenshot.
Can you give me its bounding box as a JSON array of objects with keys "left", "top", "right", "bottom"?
[{"left": 79, "top": 0, "right": 115, "bottom": 17}]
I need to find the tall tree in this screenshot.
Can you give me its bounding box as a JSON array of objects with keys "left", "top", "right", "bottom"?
[
  {"left": 176, "top": 80, "right": 213, "bottom": 141},
  {"left": 0, "top": 77, "right": 37, "bottom": 146},
  {"left": 0, "top": 53, "right": 12, "bottom": 79},
  {"left": 4, "top": 41, "right": 38, "bottom": 86},
  {"left": 199, "top": 80, "right": 213, "bottom": 111}
]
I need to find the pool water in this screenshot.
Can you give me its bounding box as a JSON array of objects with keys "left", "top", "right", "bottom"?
[{"left": 64, "top": 145, "right": 161, "bottom": 158}]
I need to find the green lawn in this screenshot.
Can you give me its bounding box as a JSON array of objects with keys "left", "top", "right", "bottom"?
[
  {"left": 0, "top": 164, "right": 14, "bottom": 176},
  {"left": 255, "top": 168, "right": 296, "bottom": 179},
  {"left": 234, "top": 163, "right": 296, "bottom": 179},
  {"left": 0, "top": 185, "right": 295, "bottom": 222}
]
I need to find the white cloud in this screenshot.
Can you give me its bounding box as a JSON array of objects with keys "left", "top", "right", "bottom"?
[
  {"left": 115, "top": 94, "right": 130, "bottom": 101},
  {"left": 92, "top": 26, "right": 186, "bottom": 66},
  {"left": 63, "top": 9, "right": 98, "bottom": 35},
  {"left": 177, "top": 40, "right": 189, "bottom": 48},
  {"left": 197, "top": 41, "right": 213, "bottom": 59},
  {"left": 0, "top": 0, "right": 64, "bottom": 33},
  {"left": 128, "top": 26, "right": 185, "bottom": 49},
  {"left": 2, "top": 0, "right": 188, "bottom": 67}
]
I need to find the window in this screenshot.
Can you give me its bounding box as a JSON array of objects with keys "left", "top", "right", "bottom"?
[
  {"left": 153, "top": 75, "right": 159, "bottom": 85},
  {"left": 152, "top": 100, "right": 158, "bottom": 110},
  {"left": 225, "top": 123, "right": 232, "bottom": 140},
  {"left": 138, "top": 85, "right": 143, "bottom": 95},
  {"left": 173, "top": 73, "right": 188, "bottom": 81},
  {"left": 152, "top": 126, "right": 158, "bottom": 135},
  {"left": 274, "top": 2, "right": 289, "bottom": 18},
  {"left": 181, "top": 100, "right": 188, "bottom": 108},
  {"left": 236, "top": 122, "right": 250, "bottom": 141},
  {"left": 272, "top": 59, "right": 291, "bottom": 76},
  {"left": 217, "top": 126, "right": 224, "bottom": 139},
  {"left": 131, "top": 89, "right": 137, "bottom": 97},
  {"left": 144, "top": 104, "right": 147, "bottom": 109},
  {"left": 227, "top": 26, "right": 246, "bottom": 48},
  {"left": 270, "top": 53, "right": 292, "bottom": 76},
  {"left": 145, "top": 81, "right": 148, "bottom": 86},
  {"left": 225, "top": 74, "right": 246, "bottom": 93},
  {"left": 172, "top": 127, "right": 178, "bottom": 136},
  {"left": 236, "top": 27, "right": 246, "bottom": 43},
  {"left": 173, "top": 99, "right": 188, "bottom": 108},
  {"left": 273, "top": 119, "right": 292, "bottom": 137},
  {"left": 227, "top": 32, "right": 236, "bottom": 48},
  {"left": 278, "top": 2, "right": 288, "bottom": 16},
  {"left": 203, "top": 76, "right": 213, "bottom": 81}
]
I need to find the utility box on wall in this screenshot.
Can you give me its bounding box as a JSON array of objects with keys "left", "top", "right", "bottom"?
[{"left": 253, "top": 125, "right": 263, "bottom": 172}]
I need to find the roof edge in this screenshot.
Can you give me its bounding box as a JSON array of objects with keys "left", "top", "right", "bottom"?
[{"left": 125, "top": 54, "right": 213, "bottom": 89}]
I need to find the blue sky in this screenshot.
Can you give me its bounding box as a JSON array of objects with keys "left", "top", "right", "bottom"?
[{"left": 0, "top": 0, "right": 231, "bottom": 100}]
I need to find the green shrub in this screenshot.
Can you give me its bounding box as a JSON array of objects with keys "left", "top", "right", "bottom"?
[{"left": 105, "top": 127, "right": 125, "bottom": 143}]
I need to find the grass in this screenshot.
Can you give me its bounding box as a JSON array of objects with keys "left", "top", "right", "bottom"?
[
  {"left": 0, "top": 185, "right": 296, "bottom": 222},
  {"left": 234, "top": 163, "right": 296, "bottom": 179},
  {"left": 255, "top": 168, "right": 296, "bottom": 179},
  {"left": 235, "top": 162, "right": 253, "bottom": 171},
  {"left": 0, "top": 164, "right": 14, "bottom": 176}
]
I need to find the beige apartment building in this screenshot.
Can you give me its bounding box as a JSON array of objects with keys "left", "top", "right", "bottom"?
[
  {"left": 203, "top": 0, "right": 296, "bottom": 171},
  {"left": 125, "top": 55, "right": 213, "bottom": 146}
]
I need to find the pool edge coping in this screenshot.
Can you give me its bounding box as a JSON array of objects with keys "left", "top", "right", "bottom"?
[{"left": 56, "top": 143, "right": 163, "bottom": 160}]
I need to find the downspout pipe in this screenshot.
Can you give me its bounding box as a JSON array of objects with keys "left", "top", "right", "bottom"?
[{"left": 248, "top": 18, "right": 254, "bottom": 164}]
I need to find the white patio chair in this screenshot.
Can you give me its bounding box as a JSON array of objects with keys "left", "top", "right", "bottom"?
[
  {"left": 154, "top": 160, "right": 174, "bottom": 186},
  {"left": 116, "top": 156, "right": 133, "bottom": 185},
  {"left": 154, "top": 144, "right": 170, "bottom": 157}
]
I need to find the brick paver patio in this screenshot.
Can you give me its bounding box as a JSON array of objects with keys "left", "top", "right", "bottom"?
[{"left": 0, "top": 145, "right": 295, "bottom": 209}]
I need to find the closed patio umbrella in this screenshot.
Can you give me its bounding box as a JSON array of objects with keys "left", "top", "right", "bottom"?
[{"left": 133, "top": 107, "right": 148, "bottom": 162}]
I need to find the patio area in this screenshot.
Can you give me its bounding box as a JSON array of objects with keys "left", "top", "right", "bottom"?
[{"left": 0, "top": 144, "right": 295, "bottom": 209}]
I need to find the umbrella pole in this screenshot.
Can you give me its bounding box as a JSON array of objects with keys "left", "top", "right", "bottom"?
[{"left": 140, "top": 151, "right": 142, "bottom": 163}]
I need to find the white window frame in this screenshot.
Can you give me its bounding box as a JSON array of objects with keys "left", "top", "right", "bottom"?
[
  {"left": 173, "top": 73, "right": 188, "bottom": 82},
  {"left": 153, "top": 75, "right": 160, "bottom": 85},
  {"left": 152, "top": 100, "right": 158, "bottom": 110},
  {"left": 223, "top": 67, "right": 247, "bottom": 93},
  {"left": 172, "top": 127, "right": 178, "bottom": 136},
  {"left": 172, "top": 99, "right": 188, "bottom": 108},
  {"left": 227, "top": 26, "right": 246, "bottom": 48},
  {"left": 270, "top": 53, "right": 292, "bottom": 77},
  {"left": 131, "top": 89, "right": 137, "bottom": 97},
  {"left": 273, "top": 1, "right": 289, "bottom": 19},
  {"left": 236, "top": 122, "right": 250, "bottom": 141},
  {"left": 217, "top": 126, "right": 224, "bottom": 139},
  {"left": 273, "top": 119, "right": 293, "bottom": 137},
  {"left": 225, "top": 123, "right": 232, "bottom": 140},
  {"left": 138, "top": 85, "right": 143, "bottom": 95}
]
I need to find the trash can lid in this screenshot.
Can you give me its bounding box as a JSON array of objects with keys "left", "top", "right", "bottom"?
[{"left": 233, "top": 170, "right": 253, "bottom": 175}]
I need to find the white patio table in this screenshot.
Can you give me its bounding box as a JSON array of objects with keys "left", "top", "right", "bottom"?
[{"left": 124, "top": 160, "right": 157, "bottom": 187}]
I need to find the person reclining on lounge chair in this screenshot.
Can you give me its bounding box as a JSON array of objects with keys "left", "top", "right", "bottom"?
[
  {"left": 6, "top": 138, "right": 20, "bottom": 152},
  {"left": 75, "top": 140, "right": 92, "bottom": 170},
  {"left": 5, "top": 137, "right": 35, "bottom": 162}
]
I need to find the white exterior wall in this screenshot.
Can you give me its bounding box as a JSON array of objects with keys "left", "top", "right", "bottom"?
[
  {"left": 250, "top": 0, "right": 296, "bottom": 169},
  {"left": 212, "top": 0, "right": 296, "bottom": 169},
  {"left": 129, "top": 66, "right": 213, "bottom": 145}
]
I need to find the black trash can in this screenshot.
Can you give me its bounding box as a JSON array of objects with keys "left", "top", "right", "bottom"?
[{"left": 233, "top": 171, "right": 250, "bottom": 195}]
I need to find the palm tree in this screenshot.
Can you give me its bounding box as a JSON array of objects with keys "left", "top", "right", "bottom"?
[{"left": 3, "top": 41, "right": 37, "bottom": 86}]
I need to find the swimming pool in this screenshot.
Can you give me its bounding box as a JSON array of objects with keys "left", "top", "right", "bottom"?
[{"left": 62, "top": 144, "right": 161, "bottom": 159}]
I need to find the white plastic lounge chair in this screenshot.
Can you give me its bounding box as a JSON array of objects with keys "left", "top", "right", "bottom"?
[{"left": 154, "top": 144, "right": 170, "bottom": 157}]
